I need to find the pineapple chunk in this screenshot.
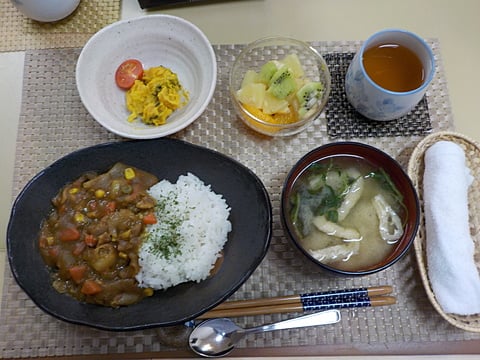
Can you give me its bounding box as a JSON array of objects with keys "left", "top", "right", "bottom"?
[
  {"left": 262, "top": 92, "right": 290, "bottom": 114},
  {"left": 236, "top": 53, "right": 316, "bottom": 125},
  {"left": 281, "top": 53, "right": 305, "bottom": 78},
  {"left": 236, "top": 82, "right": 266, "bottom": 109},
  {"left": 241, "top": 70, "right": 259, "bottom": 88}
]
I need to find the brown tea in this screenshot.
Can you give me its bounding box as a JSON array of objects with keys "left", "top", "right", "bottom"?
[{"left": 362, "top": 43, "right": 425, "bottom": 92}]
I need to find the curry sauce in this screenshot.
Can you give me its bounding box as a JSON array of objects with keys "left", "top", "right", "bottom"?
[{"left": 38, "top": 163, "right": 159, "bottom": 307}]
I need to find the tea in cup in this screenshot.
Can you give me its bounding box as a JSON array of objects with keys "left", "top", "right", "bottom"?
[{"left": 345, "top": 29, "right": 435, "bottom": 121}]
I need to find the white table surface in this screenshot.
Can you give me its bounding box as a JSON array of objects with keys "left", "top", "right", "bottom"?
[{"left": 1, "top": 0, "right": 480, "bottom": 358}]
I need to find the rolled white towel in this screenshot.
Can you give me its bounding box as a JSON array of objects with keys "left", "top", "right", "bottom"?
[{"left": 423, "top": 140, "right": 480, "bottom": 315}]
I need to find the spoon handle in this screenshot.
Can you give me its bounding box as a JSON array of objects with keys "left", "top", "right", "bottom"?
[{"left": 246, "top": 309, "right": 341, "bottom": 335}]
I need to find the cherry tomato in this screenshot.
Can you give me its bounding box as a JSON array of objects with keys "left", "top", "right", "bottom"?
[{"left": 115, "top": 59, "right": 144, "bottom": 89}]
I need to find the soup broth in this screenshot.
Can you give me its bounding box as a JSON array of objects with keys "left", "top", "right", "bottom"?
[
  {"left": 288, "top": 156, "right": 405, "bottom": 272},
  {"left": 363, "top": 42, "right": 424, "bottom": 92}
]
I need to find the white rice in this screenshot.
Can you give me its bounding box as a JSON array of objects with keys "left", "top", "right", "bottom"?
[{"left": 135, "top": 173, "right": 231, "bottom": 290}]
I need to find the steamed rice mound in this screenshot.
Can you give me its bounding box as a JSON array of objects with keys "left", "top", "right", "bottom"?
[{"left": 135, "top": 173, "right": 231, "bottom": 290}]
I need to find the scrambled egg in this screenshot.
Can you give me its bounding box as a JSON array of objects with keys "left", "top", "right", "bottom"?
[{"left": 126, "top": 66, "right": 189, "bottom": 126}]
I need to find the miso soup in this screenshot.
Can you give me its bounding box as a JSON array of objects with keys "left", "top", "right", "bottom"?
[{"left": 288, "top": 156, "right": 406, "bottom": 271}]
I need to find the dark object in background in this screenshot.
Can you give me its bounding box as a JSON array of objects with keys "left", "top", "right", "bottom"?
[{"left": 138, "top": 0, "right": 211, "bottom": 9}]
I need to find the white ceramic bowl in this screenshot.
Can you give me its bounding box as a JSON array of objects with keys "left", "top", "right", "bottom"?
[
  {"left": 11, "top": 0, "right": 80, "bottom": 22},
  {"left": 76, "top": 15, "right": 217, "bottom": 139}
]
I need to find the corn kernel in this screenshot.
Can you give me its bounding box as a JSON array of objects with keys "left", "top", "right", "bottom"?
[
  {"left": 143, "top": 288, "right": 154, "bottom": 297},
  {"left": 118, "top": 252, "right": 128, "bottom": 259},
  {"left": 74, "top": 212, "right": 85, "bottom": 223},
  {"left": 46, "top": 236, "right": 55, "bottom": 246},
  {"left": 124, "top": 168, "right": 136, "bottom": 180},
  {"left": 69, "top": 188, "right": 79, "bottom": 194},
  {"left": 95, "top": 189, "right": 105, "bottom": 198}
]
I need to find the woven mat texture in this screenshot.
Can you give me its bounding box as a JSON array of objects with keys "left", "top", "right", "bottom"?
[
  {"left": 0, "top": 0, "right": 120, "bottom": 52},
  {"left": 2, "top": 40, "right": 477, "bottom": 359}
]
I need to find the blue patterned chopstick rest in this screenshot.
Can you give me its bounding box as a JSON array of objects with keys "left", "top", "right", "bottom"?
[{"left": 300, "top": 287, "right": 372, "bottom": 311}]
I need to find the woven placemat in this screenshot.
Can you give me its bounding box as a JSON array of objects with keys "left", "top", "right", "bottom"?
[
  {"left": 2, "top": 40, "right": 475, "bottom": 359},
  {"left": 0, "top": 0, "right": 120, "bottom": 52},
  {"left": 324, "top": 52, "right": 432, "bottom": 138}
]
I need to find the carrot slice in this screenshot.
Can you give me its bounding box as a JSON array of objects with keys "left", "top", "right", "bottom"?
[
  {"left": 81, "top": 279, "right": 102, "bottom": 295},
  {"left": 68, "top": 265, "right": 87, "bottom": 283},
  {"left": 84, "top": 234, "right": 97, "bottom": 247},
  {"left": 58, "top": 227, "right": 80, "bottom": 242},
  {"left": 142, "top": 213, "right": 157, "bottom": 225}
]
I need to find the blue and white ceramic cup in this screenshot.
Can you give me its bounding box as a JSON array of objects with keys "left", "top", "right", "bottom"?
[{"left": 345, "top": 29, "right": 435, "bottom": 121}]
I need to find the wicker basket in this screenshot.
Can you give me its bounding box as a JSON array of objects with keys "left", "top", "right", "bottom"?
[{"left": 408, "top": 131, "right": 480, "bottom": 332}]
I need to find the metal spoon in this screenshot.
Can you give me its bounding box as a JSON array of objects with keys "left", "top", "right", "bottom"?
[{"left": 189, "top": 309, "right": 341, "bottom": 357}]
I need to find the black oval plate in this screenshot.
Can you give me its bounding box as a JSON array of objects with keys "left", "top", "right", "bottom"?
[{"left": 7, "top": 138, "right": 272, "bottom": 331}]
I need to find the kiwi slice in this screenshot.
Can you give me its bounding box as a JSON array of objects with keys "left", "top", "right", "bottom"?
[
  {"left": 296, "top": 81, "right": 324, "bottom": 118},
  {"left": 268, "top": 66, "right": 297, "bottom": 100},
  {"left": 257, "top": 61, "right": 278, "bottom": 85}
]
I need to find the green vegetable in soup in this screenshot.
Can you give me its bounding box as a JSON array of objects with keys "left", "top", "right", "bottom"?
[{"left": 366, "top": 167, "right": 403, "bottom": 203}]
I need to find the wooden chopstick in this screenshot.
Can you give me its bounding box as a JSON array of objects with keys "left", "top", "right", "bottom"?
[
  {"left": 197, "top": 295, "right": 396, "bottom": 319},
  {"left": 209, "top": 285, "right": 392, "bottom": 311}
]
